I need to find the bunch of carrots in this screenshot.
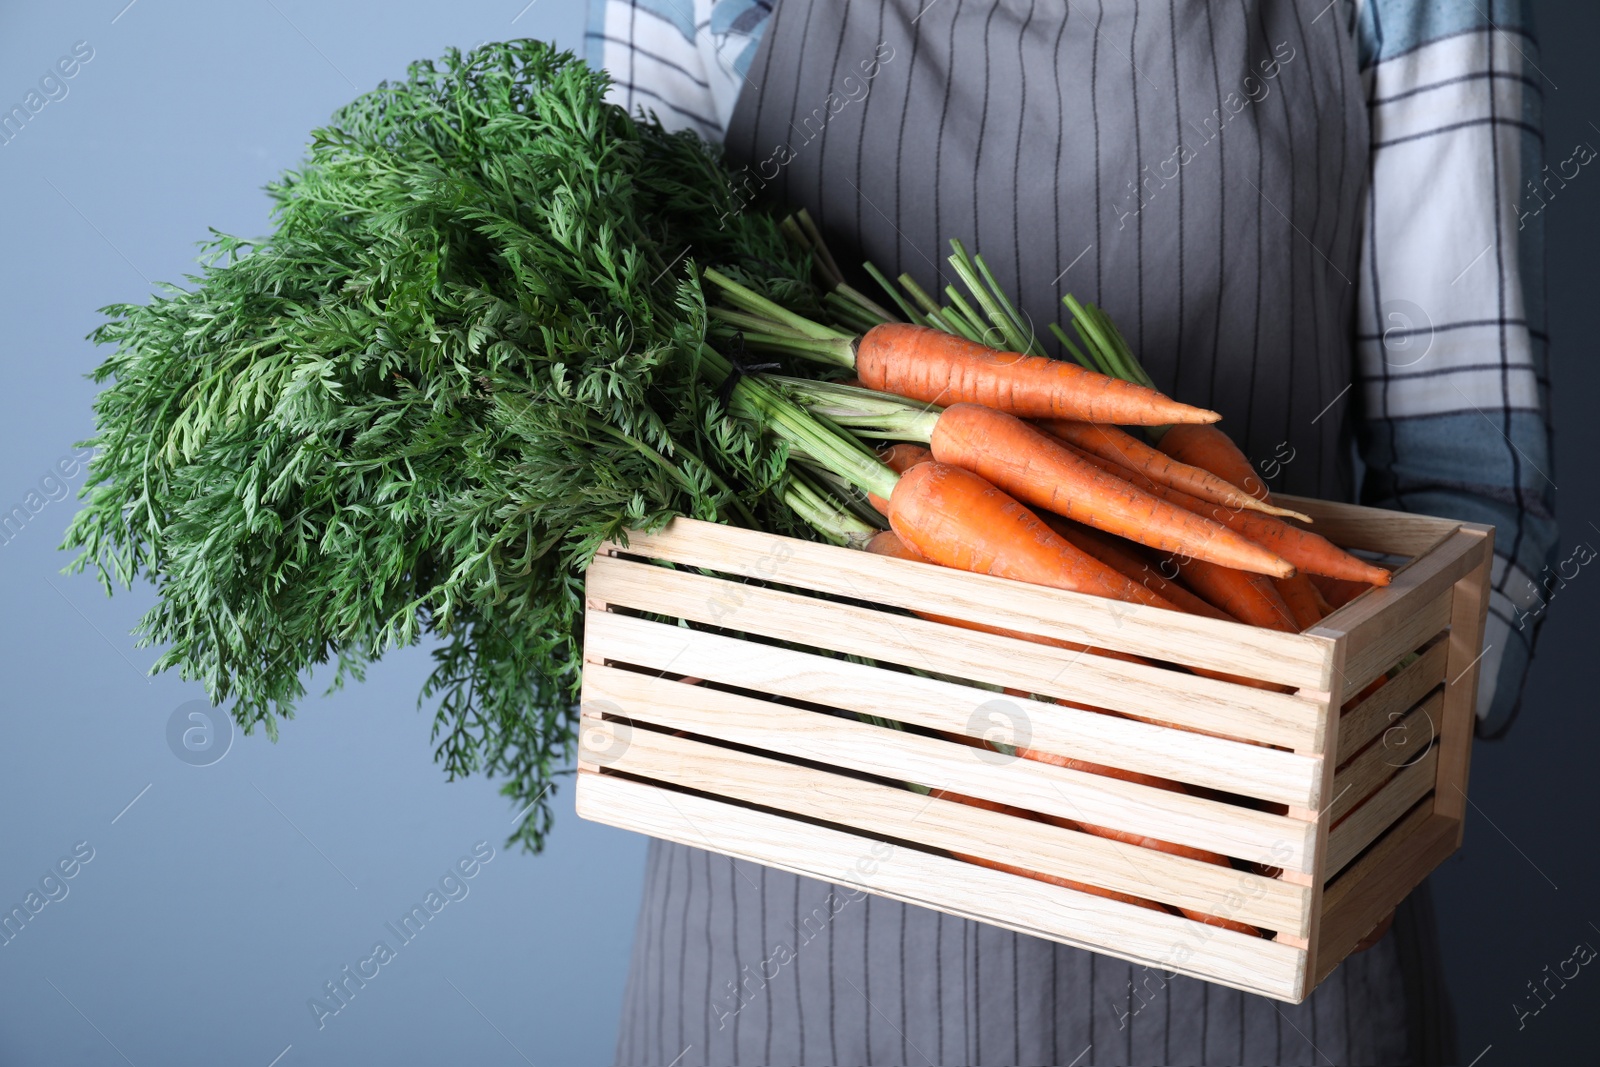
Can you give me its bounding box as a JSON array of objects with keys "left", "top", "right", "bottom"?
[{"left": 697, "top": 218, "right": 1400, "bottom": 935}]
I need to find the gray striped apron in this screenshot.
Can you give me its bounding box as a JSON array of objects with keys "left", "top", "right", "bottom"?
[{"left": 613, "top": 2, "right": 1455, "bottom": 1064}]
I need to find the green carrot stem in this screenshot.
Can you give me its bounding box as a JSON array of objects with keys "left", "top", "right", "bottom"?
[
  {"left": 795, "top": 209, "right": 846, "bottom": 289},
  {"left": 782, "top": 471, "right": 879, "bottom": 548},
  {"left": 896, "top": 273, "right": 947, "bottom": 324},
  {"left": 1094, "top": 305, "right": 1157, "bottom": 389},
  {"left": 1048, "top": 322, "right": 1095, "bottom": 369},
  {"left": 773, "top": 377, "right": 942, "bottom": 443},
  {"left": 938, "top": 305, "right": 983, "bottom": 342},
  {"left": 834, "top": 282, "right": 898, "bottom": 325},
  {"left": 726, "top": 328, "right": 859, "bottom": 367},
  {"left": 973, "top": 252, "right": 1042, "bottom": 356},
  {"left": 948, "top": 240, "right": 1032, "bottom": 355},
  {"left": 863, "top": 261, "right": 925, "bottom": 326},
  {"left": 708, "top": 305, "right": 820, "bottom": 338},
  {"left": 700, "top": 345, "right": 898, "bottom": 501},
  {"left": 1070, "top": 321, "right": 1119, "bottom": 378},
  {"left": 795, "top": 461, "right": 888, "bottom": 525},
  {"left": 934, "top": 281, "right": 985, "bottom": 340},
  {"left": 704, "top": 268, "right": 849, "bottom": 341},
  {"left": 823, "top": 291, "right": 883, "bottom": 335},
  {"left": 1062, "top": 294, "right": 1128, "bottom": 379}
]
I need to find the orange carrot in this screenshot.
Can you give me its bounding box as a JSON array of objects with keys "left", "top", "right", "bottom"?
[
  {"left": 1176, "top": 558, "right": 1299, "bottom": 632},
  {"left": 878, "top": 442, "right": 932, "bottom": 472},
  {"left": 1187, "top": 501, "right": 1392, "bottom": 587},
  {"left": 856, "top": 323, "right": 1220, "bottom": 425},
  {"left": 1312, "top": 573, "right": 1375, "bottom": 609},
  {"left": 1042, "top": 517, "right": 1236, "bottom": 622},
  {"left": 867, "top": 443, "right": 932, "bottom": 513},
  {"left": 926, "top": 404, "right": 1293, "bottom": 578},
  {"left": 1069, "top": 446, "right": 1391, "bottom": 586},
  {"left": 887, "top": 463, "right": 1181, "bottom": 610},
  {"left": 1157, "top": 423, "right": 1271, "bottom": 501},
  {"left": 1038, "top": 419, "right": 1308, "bottom": 521},
  {"left": 1273, "top": 572, "right": 1327, "bottom": 631}
]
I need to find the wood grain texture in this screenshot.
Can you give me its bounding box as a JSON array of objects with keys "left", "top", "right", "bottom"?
[
  {"left": 576, "top": 770, "right": 1308, "bottom": 1001},
  {"left": 1312, "top": 527, "right": 1487, "bottom": 702},
  {"left": 607, "top": 518, "right": 1335, "bottom": 688},
  {"left": 1315, "top": 807, "right": 1460, "bottom": 984},
  {"left": 579, "top": 716, "right": 1312, "bottom": 934},
  {"left": 588, "top": 554, "right": 1329, "bottom": 756},
  {"left": 582, "top": 663, "right": 1319, "bottom": 872},
  {"left": 1433, "top": 530, "right": 1495, "bottom": 826},
  {"left": 1325, "top": 749, "right": 1439, "bottom": 875},
  {"left": 1272, "top": 495, "right": 1461, "bottom": 556},
  {"left": 1329, "top": 697, "right": 1438, "bottom": 823},
  {"left": 585, "top": 609, "right": 1323, "bottom": 807},
  {"left": 1335, "top": 638, "right": 1448, "bottom": 764}
]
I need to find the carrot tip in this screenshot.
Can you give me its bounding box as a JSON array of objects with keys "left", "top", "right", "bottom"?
[{"left": 1246, "top": 499, "right": 1315, "bottom": 524}]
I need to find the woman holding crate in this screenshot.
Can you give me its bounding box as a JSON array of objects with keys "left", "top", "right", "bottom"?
[{"left": 587, "top": 1, "right": 1555, "bottom": 1063}]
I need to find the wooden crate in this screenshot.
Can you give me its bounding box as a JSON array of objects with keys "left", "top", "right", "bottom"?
[{"left": 573, "top": 497, "right": 1493, "bottom": 1003}]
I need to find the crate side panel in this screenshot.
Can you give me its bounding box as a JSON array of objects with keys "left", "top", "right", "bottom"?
[
  {"left": 1433, "top": 532, "right": 1494, "bottom": 823},
  {"left": 1315, "top": 807, "right": 1460, "bottom": 985},
  {"left": 609, "top": 519, "right": 1334, "bottom": 689},
  {"left": 1325, "top": 750, "right": 1438, "bottom": 875},
  {"left": 580, "top": 717, "right": 1312, "bottom": 935},
  {"left": 588, "top": 555, "right": 1327, "bottom": 758},
  {"left": 1318, "top": 529, "right": 1491, "bottom": 703},
  {"left": 576, "top": 771, "right": 1308, "bottom": 1001},
  {"left": 1330, "top": 696, "right": 1441, "bottom": 823},
  {"left": 1335, "top": 638, "right": 1448, "bottom": 764},
  {"left": 582, "top": 664, "right": 1318, "bottom": 872},
  {"left": 1337, "top": 595, "right": 1452, "bottom": 705}
]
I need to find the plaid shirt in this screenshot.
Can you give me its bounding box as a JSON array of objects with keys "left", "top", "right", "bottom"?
[{"left": 586, "top": 0, "right": 1558, "bottom": 736}]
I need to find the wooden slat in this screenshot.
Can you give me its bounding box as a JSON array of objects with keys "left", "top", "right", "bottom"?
[
  {"left": 1329, "top": 699, "right": 1436, "bottom": 823},
  {"left": 1314, "top": 529, "right": 1486, "bottom": 702},
  {"left": 586, "top": 610, "right": 1324, "bottom": 809},
  {"left": 1298, "top": 634, "right": 1347, "bottom": 985},
  {"left": 581, "top": 718, "right": 1311, "bottom": 935},
  {"left": 608, "top": 519, "right": 1335, "bottom": 690},
  {"left": 1336, "top": 638, "right": 1448, "bottom": 764},
  {"left": 576, "top": 771, "right": 1308, "bottom": 1001},
  {"left": 1273, "top": 495, "right": 1461, "bottom": 557},
  {"left": 1325, "top": 748, "right": 1439, "bottom": 875},
  {"left": 1315, "top": 807, "right": 1460, "bottom": 984},
  {"left": 1434, "top": 530, "right": 1495, "bottom": 824},
  {"left": 1333, "top": 593, "right": 1451, "bottom": 705},
  {"left": 583, "top": 664, "right": 1319, "bottom": 875},
  {"left": 589, "top": 554, "right": 1328, "bottom": 757}
]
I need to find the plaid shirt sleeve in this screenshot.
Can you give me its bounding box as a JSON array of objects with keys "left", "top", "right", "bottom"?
[
  {"left": 588, "top": 0, "right": 1559, "bottom": 736},
  {"left": 584, "top": 0, "right": 773, "bottom": 140},
  {"left": 1352, "top": 0, "right": 1558, "bottom": 737}
]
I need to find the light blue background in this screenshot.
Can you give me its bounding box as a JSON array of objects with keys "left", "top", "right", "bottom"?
[
  {"left": 5, "top": 2, "right": 1600, "bottom": 1065},
  {"left": 0, "top": 4, "right": 645, "bottom": 1065}
]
